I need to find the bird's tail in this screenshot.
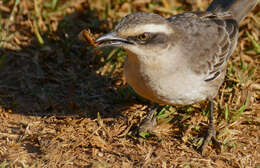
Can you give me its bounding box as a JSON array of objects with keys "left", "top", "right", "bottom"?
[{"left": 207, "top": 0, "right": 259, "bottom": 23}]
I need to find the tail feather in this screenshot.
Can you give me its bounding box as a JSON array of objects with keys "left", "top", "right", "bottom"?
[{"left": 207, "top": 0, "right": 259, "bottom": 23}]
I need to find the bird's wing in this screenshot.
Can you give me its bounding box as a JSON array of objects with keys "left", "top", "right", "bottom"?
[{"left": 167, "top": 11, "right": 239, "bottom": 82}]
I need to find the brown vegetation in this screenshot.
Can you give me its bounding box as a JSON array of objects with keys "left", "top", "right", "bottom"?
[{"left": 0, "top": 0, "right": 259, "bottom": 167}]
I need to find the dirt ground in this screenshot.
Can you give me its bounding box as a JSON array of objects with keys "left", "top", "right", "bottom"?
[{"left": 0, "top": 0, "right": 259, "bottom": 167}]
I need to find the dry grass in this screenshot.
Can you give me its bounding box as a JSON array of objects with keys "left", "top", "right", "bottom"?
[{"left": 0, "top": 0, "right": 259, "bottom": 167}]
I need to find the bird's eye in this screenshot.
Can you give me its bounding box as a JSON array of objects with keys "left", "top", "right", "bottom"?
[{"left": 138, "top": 32, "right": 150, "bottom": 41}]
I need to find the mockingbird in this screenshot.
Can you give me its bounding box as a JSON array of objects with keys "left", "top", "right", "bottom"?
[{"left": 95, "top": 0, "right": 258, "bottom": 154}]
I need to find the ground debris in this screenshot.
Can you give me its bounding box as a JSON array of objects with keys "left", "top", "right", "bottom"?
[{"left": 0, "top": 0, "right": 259, "bottom": 167}]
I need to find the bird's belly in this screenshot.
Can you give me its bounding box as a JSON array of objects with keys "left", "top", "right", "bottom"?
[
  {"left": 124, "top": 63, "right": 210, "bottom": 105},
  {"left": 154, "top": 77, "right": 209, "bottom": 105}
]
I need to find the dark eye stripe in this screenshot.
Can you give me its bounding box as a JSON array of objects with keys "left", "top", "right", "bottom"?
[
  {"left": 127, "top": 33, "right": 168, "bottom": 45},
  {"left": 146, "top": 33, "right": 168, "bottom": 45}
]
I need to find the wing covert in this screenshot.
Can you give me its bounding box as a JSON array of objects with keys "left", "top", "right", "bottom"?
[{"left": 167, "top": 11, "right": 238, "bottom": 82}]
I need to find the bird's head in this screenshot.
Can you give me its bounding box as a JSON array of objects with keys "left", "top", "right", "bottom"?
[{"left": 96, "top": 12, "right": 179, "bottom": 57}]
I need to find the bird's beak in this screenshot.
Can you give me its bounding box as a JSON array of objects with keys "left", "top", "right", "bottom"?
[{"left": 95, "top": 32, "right": 132, "bottom": 47}]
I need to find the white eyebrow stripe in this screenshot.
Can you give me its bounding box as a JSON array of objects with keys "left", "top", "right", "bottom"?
[{"left": 129, "top": 24, "right": 173, "bottom": 35}]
